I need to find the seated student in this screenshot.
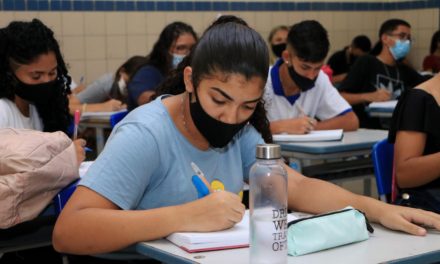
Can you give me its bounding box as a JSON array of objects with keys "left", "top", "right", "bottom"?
[
  {"left": 339, "top": 19, "right": 428, "bottom": 129},
  {"left": 127, "top": 21, "right": 197, "bottom": 111},
  {"left": 327, "top": 35, "right": 371, "bottom": 85},
  {"left": 388, "top": 73, "right": 440, "bottom": 213},
  {"left": 0, "top": 19, "right": 86, "bottom": 157},
  {"left": 0, "top": 18, "right": 85, "bottom": 263},
  {"left": 423, "top": 30, "right": 440, "bottom": 73},
  {"left": 264, "top": 20, "right": 358, "bottom": 135},
  {"left": 51, "top": 22, "right": 440, "bottom": 256},
  {"left": 74, "top": 56, "right": 148, "bottom": 106},
  {"left": 268, "top": 25, "right": 289, "bottom": 64}
]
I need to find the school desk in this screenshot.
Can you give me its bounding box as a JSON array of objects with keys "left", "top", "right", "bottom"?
[
  {"left": 79, "top": 110, "right": 128, "bottom": 154},
  {"left": 365, "top": 100, "right": 397, "bottom": 118},
  {"left": 135, "top": 224, "right": 440, "bottom": 264},
  {"left": 275, "top": 129, "right": 388, "bottom": 196}
]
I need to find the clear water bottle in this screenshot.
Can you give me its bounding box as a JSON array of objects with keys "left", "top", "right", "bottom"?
[{"left": 249, "top": 144, "right": 288, "bottom": 264}]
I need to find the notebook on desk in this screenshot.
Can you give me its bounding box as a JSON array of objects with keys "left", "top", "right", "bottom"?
[
  {"left": 368, "top": 100, "right": 397, "bottom": 109},
  {"left": 81, "top": 110, "right": 127, "bottom": 120},
  {"left": 273, "top": 129, "right": 343, "bottom": 142},
  {"left": 166, "top": 212, "right": 250, "bottom": 253},
  {"left": 166, "top": 211, "right": 297, "bottom": 253}
]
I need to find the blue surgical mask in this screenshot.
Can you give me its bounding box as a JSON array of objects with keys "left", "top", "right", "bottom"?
[
  {"left": 171, "top": 53, "right": 186, "bottom": 69},
  {"left": 389, "top": 39, "right": 411, "bottom": 60}
]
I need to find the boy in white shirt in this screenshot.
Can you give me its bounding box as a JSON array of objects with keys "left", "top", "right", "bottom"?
[{"left": 264, "top": 20, "right": 359, "bottom": 134}]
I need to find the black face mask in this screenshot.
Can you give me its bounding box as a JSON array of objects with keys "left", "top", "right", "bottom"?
[
  {"left": 287, "top": 65, "right": 316, "bottom": 92},
  {"left": 271, "top": 43, "right": 286, "bottom": 58},
  {"left": 13, "top": 75, "right": 57, "bottom": 104},
  {"left": 189, "top": 92, "right": 249, "bottom": 149}
]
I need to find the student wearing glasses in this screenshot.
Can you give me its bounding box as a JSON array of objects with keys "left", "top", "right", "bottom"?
[{"left": 339, "top": 19, "right": 428, "bottom": 129}]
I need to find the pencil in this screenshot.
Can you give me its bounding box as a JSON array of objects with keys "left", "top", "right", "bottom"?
[{"left": 295, "top": 103, "right": 306, "bottom": 117}]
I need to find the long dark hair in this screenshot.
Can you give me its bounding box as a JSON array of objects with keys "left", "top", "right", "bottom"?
[
  {"left": 429, "top": 30, "right": 440, "bottom": 54},
  {"left": 146, "top": 21, "right": 197, "bottom": 75},
  {"left": 0, "top": 19, "right": 72, "bottom": 134},
  {"left": 157, "top": 22, "right": 272, "bottom": 143}
]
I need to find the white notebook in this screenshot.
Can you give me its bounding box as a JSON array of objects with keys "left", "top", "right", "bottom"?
[
  {"left": 166, "top": 212, "right": 250, "bottom": 253},
  {"left": 166, "top": 211, "right": 296, "bottom": 253},
  {"left": 368, "top": 100, "right": 397, "bottom": 109},
  {"left": 80, "top": 110, "right": 127, "bottom": 120},
  {"left": 273, "top": 129, "right": 343, "bottom": 142}
]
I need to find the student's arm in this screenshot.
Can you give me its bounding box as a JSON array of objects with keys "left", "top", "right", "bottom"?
[
  {"left": 68, "top": 94, "right": 126, "bottom": 115},
  {"left": 394, "top": 131, "right": 440, "bottom": 188},
  {"left": 340, "top": 89, "right": 391, "bottom": 105},
  {"left": 331, "top": 73, "right": 347, "bottom": 84},
  {"left": 128, "top": 66, "right": 163, "bottom": 108},
  {"left": 285, "top": 165, "right": 440, "bottom": 236},
  {"left": 52, "top": 186, "right": 244, "bottom": 254},
  {"left": 315, "top": 111, "right": 359, "bottom": 131},
  {"left": 269, "top": 116, "right": 317, "bottom": 134},
  {"left": 137, "top": 90, "right": 156, "bottom": 106}
]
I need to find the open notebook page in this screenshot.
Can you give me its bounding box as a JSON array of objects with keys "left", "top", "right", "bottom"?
[
  {"left": 166, "top": 211, "right": 297, "bottom": 253},
  {"left": 273, "top": 129, "right": 343, "bottom": 142}
]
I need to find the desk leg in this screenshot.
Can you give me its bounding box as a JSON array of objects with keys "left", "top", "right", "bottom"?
[
  {"left": 363, "top": 177, "right": 372, "bottom": 197},
  {"left": 96, "top": 128, "right": 105, "bottom": 154}
]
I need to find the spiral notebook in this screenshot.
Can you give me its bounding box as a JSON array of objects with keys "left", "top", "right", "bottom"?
[{"left": 273, "top": 129, "right": 343, "bottom": 142}]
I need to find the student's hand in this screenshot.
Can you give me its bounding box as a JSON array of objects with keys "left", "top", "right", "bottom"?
[
  {"left": 102, "top": 99, "right": 127, "bottom": 112},
  {"left": 288, "top": 116, "right": 317, "bottom": 134},
  {"left": 365, "top": 88, "right": 392, "bottom": 102},
  {"left": 376, "top": 203, "right": 440, "bottom": 236},
  {"left": 73, "top": 139, "right": 86, "bottom": 166},
  {"left": 182, "top": 191, "right": 245, "bottom": 232}
]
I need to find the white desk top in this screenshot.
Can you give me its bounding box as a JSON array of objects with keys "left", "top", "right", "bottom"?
[
  {"left": 136, "top": 225, "right": 440, "bottom": 264},
  {"left": 277, "top": 129, "right": 387, "bottom": 156}
]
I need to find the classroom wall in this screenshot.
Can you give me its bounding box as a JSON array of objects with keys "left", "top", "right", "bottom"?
[{"left": 0, "top": 0, "right": 439, "bottom": 85}]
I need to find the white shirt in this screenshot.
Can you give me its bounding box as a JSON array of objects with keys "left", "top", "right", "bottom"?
[
  {"left": 264, "top": 61, "right": 352, "bottom": 121},
  {"left": 0, "top": 98, "right": 43, "bottom": 130}
]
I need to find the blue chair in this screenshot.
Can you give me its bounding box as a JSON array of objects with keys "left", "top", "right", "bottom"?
[
  {"left": 110, "top": 111, "right": 128, "bottom": 128},
  {"left": 371, "top": 139, "right": 394, "bottom": 202},
  {"left": 53, "top": 179, "right": 80, "bottom": 215}
]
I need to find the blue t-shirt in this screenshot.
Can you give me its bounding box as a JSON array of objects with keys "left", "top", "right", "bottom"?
[
  {"left": 127, "top": 65, "right": 164, "bottom": 111},
  {"left": 80, "top": 96, "right": 263, "bottom": 210}
]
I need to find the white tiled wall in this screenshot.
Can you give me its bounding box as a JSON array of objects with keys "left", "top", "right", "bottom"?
[{"left": 0, "top": 8, "right": 438, "bottom": 84}]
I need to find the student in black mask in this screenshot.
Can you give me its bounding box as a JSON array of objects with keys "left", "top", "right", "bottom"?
[
  {"left": 264, "top": 20, "right": 359, "bottom": 135},
  {"left": 0, "top": 19, "right": 86, "bottom": 160},
  {"left": 268, "top": 25, "right": 289, "bottom": 65},
  {"left": 53, "top": 21, "right": 440, "bottom": 257}
]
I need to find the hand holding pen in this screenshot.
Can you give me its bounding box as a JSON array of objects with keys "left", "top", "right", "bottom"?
[
  {"left": 72, "top": 109, "right": 91, "bottom": 166},
  {"left": 294, "top": 103, "right": 317, "bottom": 134},
  {"left": 187, "top": 162, "right": 245, "bottom": 231},
  {"left": 191, "top": 162, "right": 212, "bottom": 198}
]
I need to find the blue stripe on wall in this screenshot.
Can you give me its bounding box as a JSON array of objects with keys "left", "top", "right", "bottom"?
[{"left": 0, "top": 0, "right": 439, "bottom": 11}]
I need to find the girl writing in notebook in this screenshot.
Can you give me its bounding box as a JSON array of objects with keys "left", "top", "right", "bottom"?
[
  {"left": 53, "top": 22, "right": 440, "bottom": 255},
  {"left": 0, "top": 19, "right": 86, "bottom": 166}
]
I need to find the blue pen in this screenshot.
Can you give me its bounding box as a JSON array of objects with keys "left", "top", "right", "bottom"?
[{"left": 190, "top": 162, "right": 210, "bottom": 198}]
